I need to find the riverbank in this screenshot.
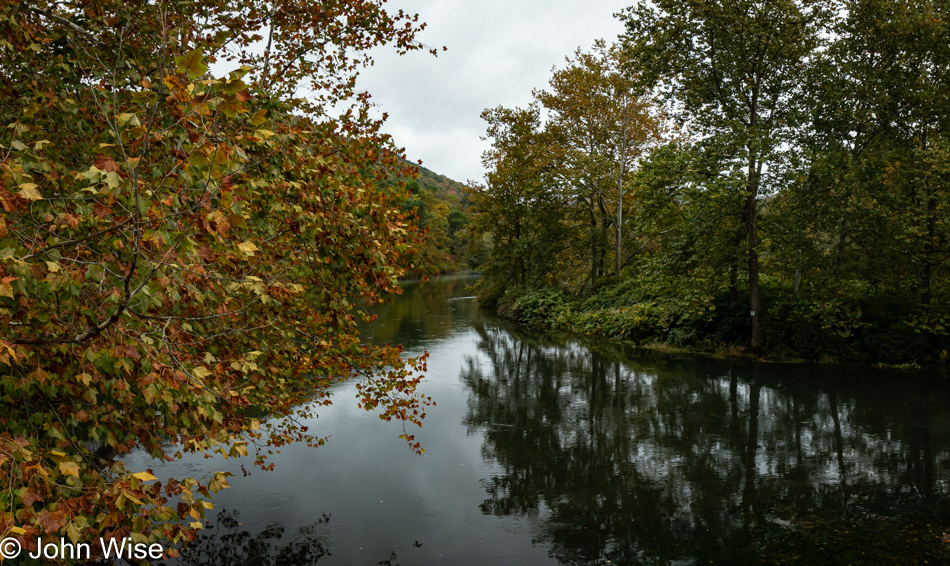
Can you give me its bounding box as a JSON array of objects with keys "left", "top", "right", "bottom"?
[{"left": 489, "top": 283, "right": 949, "bottom": 365}]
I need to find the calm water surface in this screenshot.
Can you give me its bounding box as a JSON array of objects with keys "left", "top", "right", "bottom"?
[{"left": 134, "top": 273, "right": 950, "bottom": 565}]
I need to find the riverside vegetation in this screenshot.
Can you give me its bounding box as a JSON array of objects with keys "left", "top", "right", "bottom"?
[{"left": 467, "top": 0, "right": 950, "bottom": 364}]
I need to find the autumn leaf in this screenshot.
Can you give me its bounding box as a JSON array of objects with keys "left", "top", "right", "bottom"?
[
  {"left": 17, "top": 183, "right": 42, "bottom": 201},
  {"left": 175, "top": 47, "right": 208, "bottom": 79},
  {"left": 0, "top": 0, "right": 434, "bottom": 553},
  {"left": 59, "top": 461, "right": 80, "bottom": 477},
  {"left": 94, "top": 154, "right": 119, "bottom": 173},
  {"left": 237, "top": 241, "right": 259, "bottom": 255}
]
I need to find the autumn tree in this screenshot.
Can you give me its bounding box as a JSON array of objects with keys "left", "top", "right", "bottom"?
[
  {"left": 0, "top": 0, "right": 435, "bottom": 558},
  {"left": 537, "top": 40, "right": 661, "bottom": 284},
  {"left": 468, "top": 105, "right": 574, "bottom": 300},
  {"left": 471, "top": 41, "right": 662, "bottom": 300}
]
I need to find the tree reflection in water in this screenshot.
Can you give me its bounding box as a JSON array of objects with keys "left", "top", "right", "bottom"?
[
  {"left": 461, "top": 320, "right": 950, "bottom": 565},
  {"left": 158, "top": 509, "right": 331, "bottom": 566}
]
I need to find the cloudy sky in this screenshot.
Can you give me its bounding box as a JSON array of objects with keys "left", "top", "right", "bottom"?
[{"left": 355, "top": 0, "right": 632, "bottom": 185}]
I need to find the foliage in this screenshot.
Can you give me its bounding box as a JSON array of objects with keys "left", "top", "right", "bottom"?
[
  {"left": 470, "top": 1, "right": 950, "bottom": 363},
  {"left": 0, "top": 0, "right": 436, "bottom": 559},
  {"left": 467, "top": 105, "right": 575, "bottom": 303},
  {"left": 466, "top": 41, "right": 663, "bottom": 301},
  {"left": 621, "top": 0, "right": 830, "bottom": 350},
  {"left": 383, "top": 161, "right": 474, "bottom": 277}
]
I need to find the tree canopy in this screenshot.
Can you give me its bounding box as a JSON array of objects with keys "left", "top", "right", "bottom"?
[
  {"left": 470, "top": 0, "right": 950, "bottom": 363},
  {"left": 0, "top": 0, "right": 435, "bottom": 558}
]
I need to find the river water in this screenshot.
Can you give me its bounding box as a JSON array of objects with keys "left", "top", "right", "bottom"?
[{"left": 138, "top": 272, "right": 950, "bottom": 565}]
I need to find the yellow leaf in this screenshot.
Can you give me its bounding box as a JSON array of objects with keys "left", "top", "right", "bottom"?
[
  {"left": 67, "top": 522, "right": 81, "bottom": 544},
  {"left": 18, "top": 183, "right": 42, "bottom": 201},
  {"left": 104, "top": 171, "right": 122, "bottom": 189},
  {"left": 59, "top": 461, "right": 80, "bottom": 477},
  {"left": 250, "top": 109, "right": 267, "bottom": 126},
  {"left": 117, "top": 113, "right": 142, "bottom": 126},
  {"left": 192, "top": 366, "right": 212, "bottom": 379},
  {"left": 237, "top": 241, "right": 258, "bottom": 255},
  {"left": 123, "top": 490, "right": 144, "bottom": 505},
  {"left": 132, "top": 471, "right": 158, "bottom": 482},
  {"left": 45, "top": 261, "right": 61, "bottom": 273},
  {"left": 0, "top": 283, "right": 14, "bottom": 299}
]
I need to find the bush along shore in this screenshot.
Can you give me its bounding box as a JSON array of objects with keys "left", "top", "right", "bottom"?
[{"left": 488, "top": 283, "right": 949, "bottom": 366}]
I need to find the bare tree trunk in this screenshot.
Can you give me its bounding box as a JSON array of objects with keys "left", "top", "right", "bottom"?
[
  {"left": 920, "top": 133, "right": 935, "bottom": 307},
  {"left": 588, "top": 192, "right": 598, "bottom": 287}
]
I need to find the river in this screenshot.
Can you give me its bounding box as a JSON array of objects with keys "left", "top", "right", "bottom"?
[{"left": 133, "top": 272, "right": 950, "bottom": 565}]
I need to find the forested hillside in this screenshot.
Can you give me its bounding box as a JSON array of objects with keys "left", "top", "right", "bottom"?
[
  {"left": 393, "top": 160, "right": 479, "bottom": 276},
  {"left": 468, "top": 0, "right": 950, "bottom": 364}
]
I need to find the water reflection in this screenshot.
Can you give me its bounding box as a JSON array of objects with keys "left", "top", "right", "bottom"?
[
  {"left": 358, "top": 272, "right": 479, "bottom": 348},
  {"left": 159, "top": 509, "right": 331, "bottom": 566},
  {"left": 461, "top": 321, "right": 950, "bottom": 564}
]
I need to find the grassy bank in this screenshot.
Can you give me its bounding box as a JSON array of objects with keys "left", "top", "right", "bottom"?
[{"left": 490, "top": 283, "right": 948, "bottom": 365}]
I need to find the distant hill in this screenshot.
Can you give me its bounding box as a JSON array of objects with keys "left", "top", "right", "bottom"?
[
  {"left": 412, "top": 162, "right": 468, "bottom": 202},
  {"left": 392, "top": 159, "right": 478, "bottom": 275}
]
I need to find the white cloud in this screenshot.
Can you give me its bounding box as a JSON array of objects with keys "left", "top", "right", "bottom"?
[{"left": 356, "top": 0, "right": 631, "bottom": 184}]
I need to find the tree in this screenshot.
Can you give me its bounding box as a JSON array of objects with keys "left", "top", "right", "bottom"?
[
  {"left": 470, "top": 42, "right": 662, "bottom": 300},
  {"left": 621, "top": 0, "right": 830, "bottom": 351},
  {"left": 536, "top": 41, "right": 661, "bottom": 283},
  {"left": 0, "top": 0, "right": 434, "bottom": 557},
  {"left": 468, "top": 105, "right": 573, "bottom": 299}
]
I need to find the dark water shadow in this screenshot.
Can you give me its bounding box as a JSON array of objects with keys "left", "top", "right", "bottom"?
[{"left": 461, "top": 319, "right": 950, "bottom": 564}]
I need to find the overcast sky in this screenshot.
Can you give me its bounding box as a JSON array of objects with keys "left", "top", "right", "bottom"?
[{"left": 355, "top": 0, "right": 632, "bottom": 185}]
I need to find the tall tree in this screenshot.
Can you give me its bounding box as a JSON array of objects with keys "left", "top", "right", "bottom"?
[
  {"left": 468, "top": 105, "right": 572, "bottom": 298},
  {"left": 621, "top": 0, "right": 829, "bottom": 351},
  {"left": 536, "top": 41, "right": 661, "bottom": 283}
]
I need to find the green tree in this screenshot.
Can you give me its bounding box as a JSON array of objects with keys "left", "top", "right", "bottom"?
[
  {"left": 468, "top": 105, "right": 573, "bottom": 299},
  {"left": 621, "top": 0, "right": 830, "bottom": 351}
]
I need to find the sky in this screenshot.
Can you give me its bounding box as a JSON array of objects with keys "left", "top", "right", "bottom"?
[{"left": 354, "top": 0, "right": 633, "bottom": 185}]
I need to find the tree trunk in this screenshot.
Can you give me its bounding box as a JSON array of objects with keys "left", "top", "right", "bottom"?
[
  {"left": 921, "top": 192, "right": 936, "bottom": 306},
  {"left": 615, "top": 127, "right": 628, "bottom": 275},
  {"left": 746, "top": 154, "right": 764, "bottom": 352},
  {"left": 588, "top": 192, "right": 598, "bottom": 287},
  {"left": 920, "top": 133, "right": 934, "bottom": 307}
]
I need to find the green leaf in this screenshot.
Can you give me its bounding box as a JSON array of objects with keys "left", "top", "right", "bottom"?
[{"left": 176, "top": 47, "right": 208, "bottom": 79}]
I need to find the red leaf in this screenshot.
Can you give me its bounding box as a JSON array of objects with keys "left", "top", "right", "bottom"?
[{"left": 94, "top": 154, "right": 119, "bottom": 173}]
